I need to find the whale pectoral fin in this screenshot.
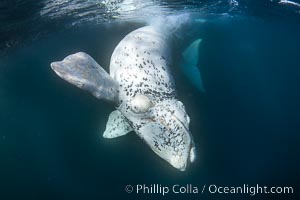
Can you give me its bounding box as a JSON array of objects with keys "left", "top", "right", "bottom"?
[
  {"left": 51, "top": 52, "right": 119, "bottom": 103},
  {"left": 103, "top": 110, "right": 133, "bottom": 139},
  {"left": 181, "top": 38, "right": 205, "bottom": 92}
]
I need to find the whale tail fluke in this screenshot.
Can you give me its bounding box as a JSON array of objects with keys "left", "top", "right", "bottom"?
[
  {"left": 180, "top": 38, "right": 205, "bottom": 93},
  {"left": 51, "top": 52, "right": 119, "bottom": 103}
]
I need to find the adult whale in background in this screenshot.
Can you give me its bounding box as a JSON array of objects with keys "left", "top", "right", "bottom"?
[{"left": 51, "top": 25, "right": 197, "bottom": 171}]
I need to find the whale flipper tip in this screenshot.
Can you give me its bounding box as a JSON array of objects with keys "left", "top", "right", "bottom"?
[
  {"left": 103, "top": 110, "right": 133, "bottom": 139},
  {"left": 51, "top": 52, "right": 119, "bottom": 103}
]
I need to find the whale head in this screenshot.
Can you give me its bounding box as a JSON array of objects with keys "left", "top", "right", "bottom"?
[{"left": 120, "top": 94, "right": 196, "bottom": 171}]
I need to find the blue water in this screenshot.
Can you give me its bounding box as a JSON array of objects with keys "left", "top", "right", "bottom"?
[{"left": 0, "top": 0, "right": 299, "bottom": 199}]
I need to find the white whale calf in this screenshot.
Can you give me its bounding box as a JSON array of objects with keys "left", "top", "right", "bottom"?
[{"left": 51, "top": 26, "right": 196, "bottom": 171}]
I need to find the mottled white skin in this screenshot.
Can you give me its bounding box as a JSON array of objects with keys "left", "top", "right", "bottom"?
[
  {"left": 109, "top": 26, "right": 195, "bottom": 171},
  {"left": 50, "top": 26, "right": 196, "bottom": 171},
  {"left": 110, "top": 26, "right": 175, "bottom": 104}
]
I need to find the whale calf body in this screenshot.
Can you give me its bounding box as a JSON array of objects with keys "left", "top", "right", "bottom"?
[{"left": 51, "top": 25, "right": 196, "bottom": 171}]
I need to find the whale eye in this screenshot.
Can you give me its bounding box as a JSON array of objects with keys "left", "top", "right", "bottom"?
[{"left": 131, "top": 94, "right": 153, "bottom": 114}]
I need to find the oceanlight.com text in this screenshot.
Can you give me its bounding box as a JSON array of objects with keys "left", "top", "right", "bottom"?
[{"left": 124, "top": 184, "right": 294, "bottom": 196}]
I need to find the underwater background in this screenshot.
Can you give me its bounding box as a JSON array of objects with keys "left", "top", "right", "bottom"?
[{"left": 0, "top": 0, "right": 299, "bottom": 199}]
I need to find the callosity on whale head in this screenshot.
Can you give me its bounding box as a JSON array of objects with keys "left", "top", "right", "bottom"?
[{"left": 119, "top": 94, "right": 196, "bottom": 171}]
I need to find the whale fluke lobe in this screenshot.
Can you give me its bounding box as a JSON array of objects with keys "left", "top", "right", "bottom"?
[
  {"left": 51, "top": 52, "right": 119, "bottom": 103},
  {"left": 181, "top": 38, "right": 205, "bottom": 92}
]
